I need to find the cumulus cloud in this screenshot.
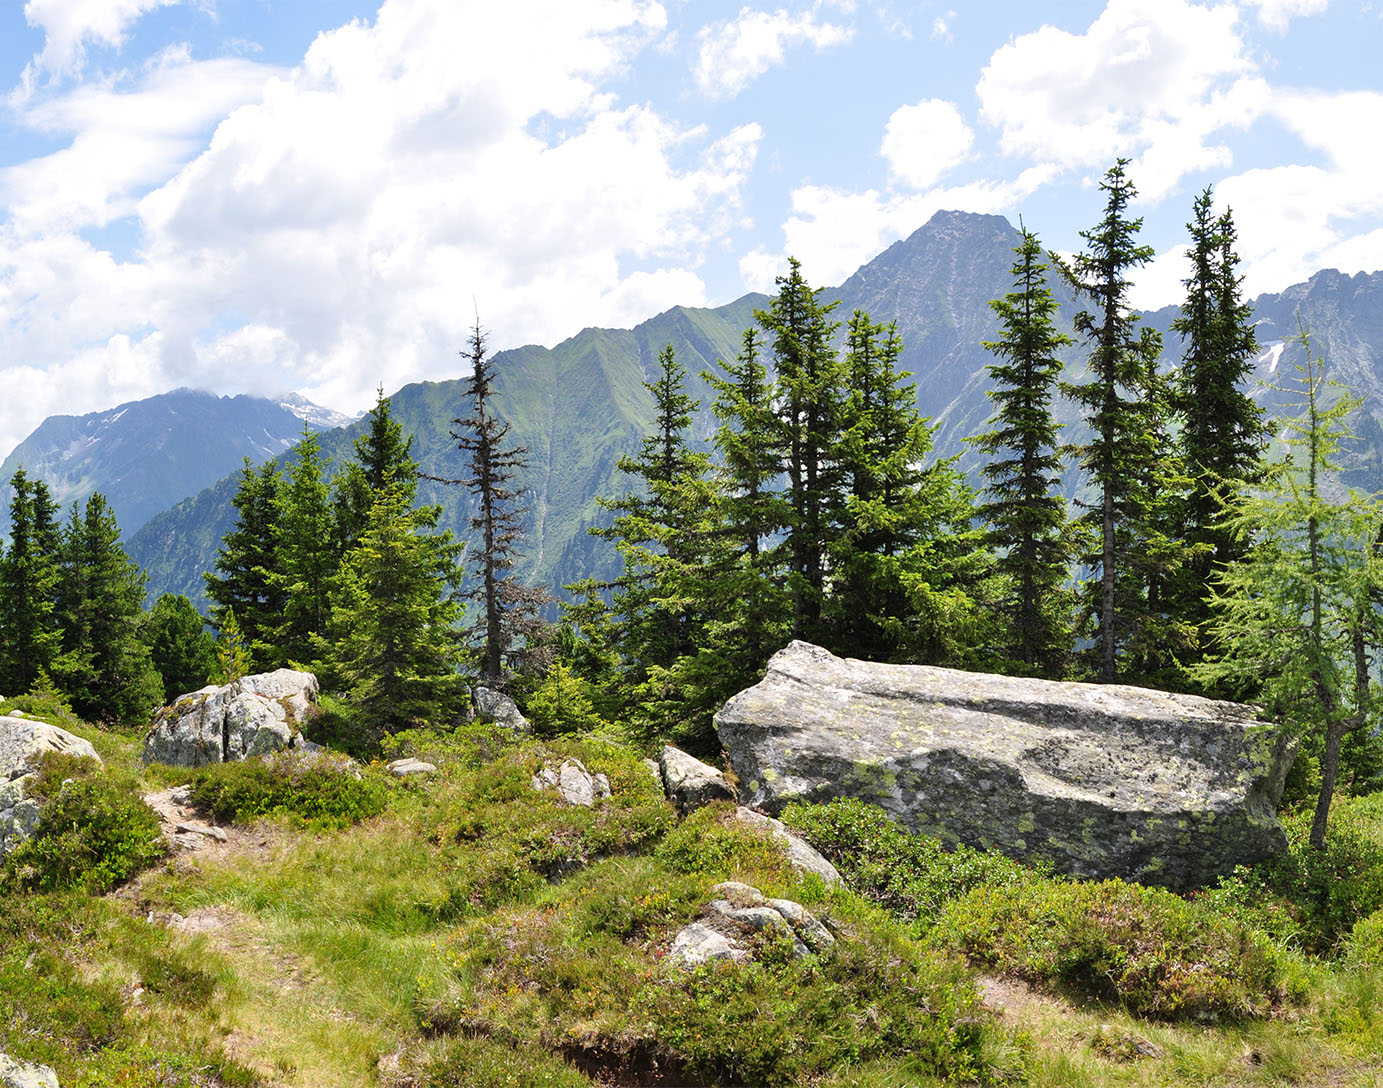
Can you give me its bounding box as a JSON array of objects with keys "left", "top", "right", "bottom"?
[
  {"left": 976, "top": 0, "right": 1268, "bottom": 200},
  {"left": 0, "top": 0, "right": 766, "bottom": 452},
  {"left": 22, "top": 0, "right": 188, "bottom": 84},
  {"left": 1240, "top": 0, "right": 1329, "bottom": 32},
  {"left": 694, "top": 5, "right": 852, "bottom": 99},
  {"left": 880, "top": 99, "right": 973, "bottom": 189}
]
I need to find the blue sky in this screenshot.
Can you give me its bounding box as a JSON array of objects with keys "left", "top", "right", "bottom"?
[{"left": 0, "top": 0, "right": 1377, "bottom": 452}]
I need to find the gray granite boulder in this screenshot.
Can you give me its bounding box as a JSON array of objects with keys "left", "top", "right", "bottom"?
[
  {"left": 715, "top": 641, "right": 1295, "bottom": 890},
  {"left": 473, "top": 686, "right": 531, "bottom": 735},
  {"left": 1, "top": 717, "right": 102, "bottom": 858},
  {"left": 659, "top": 745, "right": 735, "bottom": 813},
  {"left": 531, "top": 758, "right": 610, "bottom": 806},
  {"left": 143, "top": 670, "right": 319, "bottom": 767},
  {"left": 0, "top": 1051, "right": 59, "bottom": 1088}
]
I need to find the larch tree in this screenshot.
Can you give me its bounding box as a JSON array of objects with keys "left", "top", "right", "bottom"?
[
  {"left": 1060, "top": 159, "right": 1163, "bottom": 683},
  {"left": 1193, "top": 329, "right": 1382, "bottom": 848},
  {"left": 972, "top": 227, "right": 1073, "bottom": 676}
]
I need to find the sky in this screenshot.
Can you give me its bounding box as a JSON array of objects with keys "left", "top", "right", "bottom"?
[{"left": 0, "top": 0, "right": 1378, "bottom": 453}]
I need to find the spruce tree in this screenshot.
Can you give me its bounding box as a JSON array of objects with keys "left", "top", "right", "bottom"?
[
  {"left": 703, "top": 327, "right": 791, "bottom": 674},
  {"left": 205, "top": 458, "right": 286, "bottom": 670},
  {"left": 972, "top": 228, "right": 1072, "bottom": 676},
  {"left": 829, "top": 311, "right": 944, "bottom": 660},
  {"left": 0, "top": 469, "right": 61, "bottom": 693},
  {"left": 453, "top": 317, "right": 547, "bottom": 686},
  {"left": 1172, "top": 191, "right": 1266, "bottom": 637},
  {"left": 143, "top": 593, "right": 216, "bottom": 699},
  {"left": 271, "top": 428, "right": 337, "bottom": 665},
  {"left": 52, "top": 493, "right": 163, "bottom": 723},
  {"left": 757, "top": 258, "right": 844, "bottom": 642},
  {"left": 333, "top": 387, "right": 419, "bottom": 553},
  {"left": 1193, "top": 330, "right": 1382, "bottom": 848},
  {"left": 1061, "top": 160, "right": 1163, "bottom": 683},
  {"left": 316, "top": 476, "right": 463, "bottom": 736}
]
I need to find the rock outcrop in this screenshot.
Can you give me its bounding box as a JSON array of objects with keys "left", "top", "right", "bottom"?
[
  {"left": 473, "top": 686, "right": 531, "bottom": 735},
  {"left": 531, "top": 758, "right": 611, "bottom": 807},
  {"left": 1, "top": 717, "right": 102, "bottom": 858},
  {"left": 0, "top": 1050, "right": 59, "bottom": 1088},
  {"left": 658, "top": 745, "right": 735, "bottom": 813},
  {"left": 143, "top": 670, "right": 320, "bottom": 767},
  {"left": 715, "top": 641, "right": 1295, "bottom": 889},
  {"left": 668, "top": 880, "right": 835, "bottom": 967}
]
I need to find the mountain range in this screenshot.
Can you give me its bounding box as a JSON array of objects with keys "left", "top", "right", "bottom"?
[{"left": 5, "top": 210, "right": 1383, "bottom": 610}]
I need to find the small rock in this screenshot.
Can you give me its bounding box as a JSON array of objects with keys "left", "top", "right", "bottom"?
[
  {"left": 733, "top": 807, "right": 841, "bottom": 885},
  {"left": 530, "top": 759, "right": 610, "bottom": 807},
  {"left": 167, "top": 785, "right": 192, "bottom": 805},
  {"left": 174, "top": 821, "right": 227, "bottom": 842},
  {"left": 387, "top": 758, "right": 437, "bottom": 777},
  {"left": 709, "top": 880, "right": 766, "bottom": 906},
  {"left": 767, "top": 897, "right": 835, "bottom": 952},
  {"left": 473, "top": 686, "right": 531, "bottom": 735},
  {"left": 668, "top": 922, "right": 747, "bottom": 966},
  {"left": 531, "top": 766, "right": 558, "bottom": 792},
  {"left": 659, "top": 746, "right": 734, "bottom": 813},
  {"left": 0, "top": 1051, "right": 59, "bottom": 1088}
]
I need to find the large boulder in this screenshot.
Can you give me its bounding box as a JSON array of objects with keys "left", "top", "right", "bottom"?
[
  {"left": 1, "top": 717, "right": 102, "bottom": 859},
  {"left": 143, "top": 670, "right": 319, "bottom": 767},
  {"left": 714, "top": 641, "right": 1295, "bottom": 890},
  {"left": 658, "top": 745, "right": 735, "bottom": 813},
  {"left": 473, "top": 686, "right": 531, "bottom": 735}
]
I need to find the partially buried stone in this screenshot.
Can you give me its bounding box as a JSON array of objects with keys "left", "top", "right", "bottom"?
[
  {"left": 387, "top": 758, "right": 436, "bottom": 777},
  {"left": 0, "top": 1051, "right": 60, "bottom": 1088},
  {"left": 668, "top": 922, "right": 747, "bottom": 966}
]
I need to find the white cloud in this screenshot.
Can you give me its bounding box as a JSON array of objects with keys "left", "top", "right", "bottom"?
[
  {"left": 1240, "top": 0, "right": 1329, "bottom": 32},
  {"left": 930, "top": 11, "right": 955, "bottom": 41},
  {"left": 22, "top": 0, "right": 188, "bottom": 83},
  {"left": 0, "top": 0, "right": 767, "bottom": 453},
  {"left": 976, "top": 0, "right": 1267, "bottom": 201},
  {"left": 880, "top": 98, "right": 973, "bottom": 190},
  {"left": 694, "top": 6, "right": 853, "bottom": 100}
]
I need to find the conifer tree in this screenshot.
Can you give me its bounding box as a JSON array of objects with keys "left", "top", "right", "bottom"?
[
  {"left": 1171, "top": 191, "right": 1266, "bottom": 634},
  {"left": 143, "top": 593, "right": 216, "bottom": 698},
  {"left": 52, "top": 493, "right": 162, "bottom": 723},
  {"left": 453, "top": 317, "right": 548, "bottom": 685},
  {"left": 1061, "top": 160, "right": 1163, "bottom": 683},
  {"left": 585, "top": 344, "right": 715, "bottom": 743},
  {"left": 1193, "top": 330, "right": 1383, "bottom": 848},
  {"left": 316, "top": 476, "right": 463, "bottom": 736},
  {"left": 205, "top": 459, "right": 285, "bottom": 670},
  {"left": 0, "top": 469, "right": 62, "bottom": 693},
  {"left": 829, "top": 312, "right": 944, "bottom": 660},
  {"left": 972, "top": 228, "right": 1072, "bottom": 676},
  {"left": 332, "top": 387, "right": 419, "bottom": 552},
  {"left": 703, "top": 327, "right": 791, "bottom": 672},
  {"left": 758, "top": 258, "right": 844, "bottom": 642},
  {"left": 271, "top": 429, "right": 337, "bottom": 665}
]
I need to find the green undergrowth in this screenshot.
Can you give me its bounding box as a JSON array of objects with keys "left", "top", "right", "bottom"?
[
  {"left": 188, "top": 750, "right": 390, "bottom": 829},
  {"left": 6, "top": 710, "right": 1383, "bottom": 1086}
]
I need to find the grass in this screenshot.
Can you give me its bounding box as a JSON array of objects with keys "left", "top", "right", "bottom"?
[{"left": 2, "top": 710, "right": 1383, "bottom": 1087}]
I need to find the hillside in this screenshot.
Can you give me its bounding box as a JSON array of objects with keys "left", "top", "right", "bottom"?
[
  {"left": 0, "top": 389, "right": 351, "bottom": 542},
  {"left": 108, "top": 211, "right": 1383, "bottom": 604},
  {"left": 1, "top": 691, "right": 1381, "bottom": 1088}
]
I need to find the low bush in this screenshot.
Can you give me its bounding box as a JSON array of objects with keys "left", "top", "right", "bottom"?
[
  {"left": 1206, "top": 797, "right": 1383, "bottom": 956},
  {"left": 934, "top": 876, "right": 1284, "bottom": 1020},
  {"left": 654, "top": 802, "right": 795, "bottom": 884},
  {"left": 2, "top": 752, "right": 164, "bottom": 894},
  {"left": 1345, "top": 908, "right": 1383, "bottom": 969},
  {"left": 781, "top": 797, "right": 1045, "bottom": 925},
  {"left": 188, "top": 750, "right": 388, "bottom": 829}
]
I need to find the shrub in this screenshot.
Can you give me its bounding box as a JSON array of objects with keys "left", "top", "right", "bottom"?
[
  {"left": 1206, "top": 797, "right": 1383, "bottom": 956},
  {"left": 188, "top": 750, "right": 388, "bottom": 829},
  {"left": 934, "top": 876, "right": 1284, "bottom": 1020},
  {"left": 654, "top": 802, "right": 793, "bottom": 884},
  {"left": 1345, "top": 908, "right": 1383, "bottom": 969},
  {"left": 2, "top": 752, "right": 165, "bottom": 894},
  {"left": 781, "top": 797, "right": 1045, "bottom": 926},
  {"left": 523, "top": 663, "right": 608, "bottom": 737}
]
